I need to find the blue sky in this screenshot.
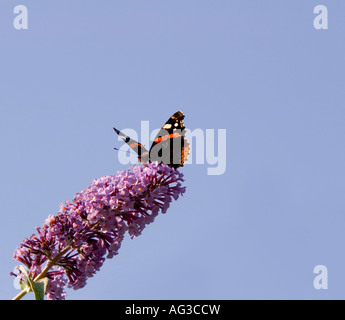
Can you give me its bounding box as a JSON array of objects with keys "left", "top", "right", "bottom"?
[{"left": 1, "top": 0, "right": 345, "bottom": 299}]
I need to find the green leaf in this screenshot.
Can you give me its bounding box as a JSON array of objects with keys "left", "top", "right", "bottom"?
[{"left": 29, "top": 278, "right": 48, "bottom": 300}]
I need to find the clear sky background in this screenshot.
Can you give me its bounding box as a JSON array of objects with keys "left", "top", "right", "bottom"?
[{"left": 1, "top": 0, "right": 345, "bottom": 300}]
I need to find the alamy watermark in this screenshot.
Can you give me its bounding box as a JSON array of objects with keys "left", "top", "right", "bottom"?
[
  {"left": 313, "top": 265, "right": 328, "bottom": 290},
  {"left": 12, "top": 4, "right": 329, "bottom": 31},
  {"left": 115, "top": 121, "right": 227, "bottom": 176},
  {"left": 313, "top": 5, "right": 328, "bottom": 30},
  {"left": 13, "top": 5, "right": 28, "bottom": 30}
]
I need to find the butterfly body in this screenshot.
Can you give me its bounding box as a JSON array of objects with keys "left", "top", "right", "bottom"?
[{"left": 114, "top": 111, "right": 189, "bottom": 169}]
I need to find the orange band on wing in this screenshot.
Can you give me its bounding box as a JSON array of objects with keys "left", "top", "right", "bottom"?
[{"left": 153, "top": 132, "right": 181, "bottom": 144}]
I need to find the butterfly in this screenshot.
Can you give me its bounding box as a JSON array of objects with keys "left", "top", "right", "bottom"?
[{"left": 113, "top": 111, "right": 189, "bottom": 169}]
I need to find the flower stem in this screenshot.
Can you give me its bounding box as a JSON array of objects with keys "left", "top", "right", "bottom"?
[
  {"left": 12, "top": 288, "right": 30, "bottom": 300},
  {"left": 12, "top": 245, "right": 72, "bottom": 300}
]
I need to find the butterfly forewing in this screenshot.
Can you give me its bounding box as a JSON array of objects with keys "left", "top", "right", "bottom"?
[
  {"left": 149, "top": 111, "right": 188, "bottom": 168},
  {"left": 114, "top": 110, "right": 189, "bottom": 168}
]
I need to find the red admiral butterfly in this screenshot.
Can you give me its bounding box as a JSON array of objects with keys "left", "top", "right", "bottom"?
[{"left": 113, "top": 111, "right": 189, "bottom": 169}]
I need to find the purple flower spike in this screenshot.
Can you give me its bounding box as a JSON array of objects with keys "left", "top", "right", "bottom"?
[{"left": 12, "top": 162, "right": 186, "bottom": 300}]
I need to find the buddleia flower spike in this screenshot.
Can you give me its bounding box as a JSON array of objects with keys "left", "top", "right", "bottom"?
[{"left": 11, "top": 162, "right": 186, "bottom": 300}]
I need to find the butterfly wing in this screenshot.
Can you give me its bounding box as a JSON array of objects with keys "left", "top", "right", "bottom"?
[
  {"left": 149, "top": 111, "right": 190, "bottom": 168},
  {"left": 113, "top": 127, "right": 149, "bottom": 163}
]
